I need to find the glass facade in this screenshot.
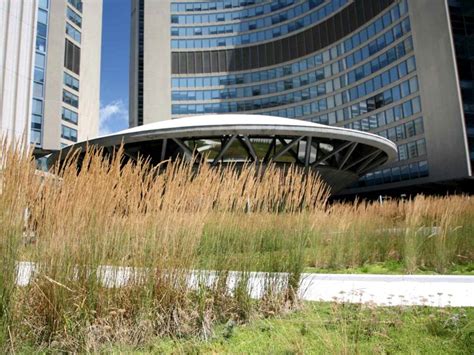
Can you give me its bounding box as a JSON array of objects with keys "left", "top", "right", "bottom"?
[{"left": 165, "top": 0, "right": 427, "bottom": 188}]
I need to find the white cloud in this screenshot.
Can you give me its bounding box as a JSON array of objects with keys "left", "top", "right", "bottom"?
[{"left": 99, "top": 100, "right": 128, "bottom": 135}]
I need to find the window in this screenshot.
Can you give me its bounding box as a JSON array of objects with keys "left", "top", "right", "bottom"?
[
  {"left": 67, "top": 0, "right": 82, "bottom": 13},
  {"left": 403, "top": 100, "right": 413, "bottom": 117},
  {"left": 34, "top": 68, "right": 44, "bottom": 83},
  {"left": 407, "top": 142, "right": 417, "bottom": 159},
  {"left": 31, "top": 130, "right": 42, "bottom": 145},
  {"left": 67, "top": 7, "right": 82, "bottom": 28},
  {"left": 409, "top": 77, "right": 419, "bottom": 94},
  {"left": 35, "top": 53, "right": 45, "bottom": 68},
  {"left": 31, "top": 114, "right": 42, "bottom": 130},
  {"left": 414, "top": 117, "right": 424, "bottom": 135},
  {"left": 62, "top": 107, "right": 78, "bottom": 124},
  {"left": 63, "top": 90, "right": 79, "bottom": 108},
  {"left": 39, "top": 0, "right": 48, "bottom": 10},
  {"left": 66, "top": 23, "right": 81, "bottom": 43},
  {"left": 36, "top": 36, "right": 46, "bottom": 52},
  {"left": 64, "top": 72, "right": 79, "bottom": 91},
  {"left": 407, "top": 56, "right": 416, "bottom": 73},
  {"left": 399, "top": 145, "right": 408, "bottom": 160},
  {"left": 33, "top": 82, "right": 43, "bottom": 98},
  {"left": 61, "top": 125, "right": 78, "bottom": 142},
  {"left": 38, "top": 9, "right": 48, "bottom": 25},
  {"left": 64, "top": 39, "right": 80, "bottom": 74},
  {"left": 417, "top": 139, "right": 427, "bottom": 156},
  {"left": 412, "top": 96, "right": 421, "bottom": 114},
  {"left": 32, "top": 99, "right": 43, "bottom": 115},
  {"left": 419, "top": 161, "right": 429, "bottom": 177},
  {"left": 37, "top": 13, "right": 48, "bottom": 38}
]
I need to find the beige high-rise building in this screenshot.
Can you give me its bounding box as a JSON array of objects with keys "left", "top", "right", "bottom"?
[{"left": 0, "top": 0, "right": 102, "bottom": 154}]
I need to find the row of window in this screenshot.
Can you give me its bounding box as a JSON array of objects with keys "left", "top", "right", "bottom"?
[
  {"left": 171, "top": 0, "right": 296, "bottom": 13},
  {"left": 63, "top": 90, "right": 79, "bottom": 108},
  {"left": 283, "top": 94, "right": 422, "bottom": 131},
  {"left": 172, "top": 55, "right": 416, "bottom": 115},
  {"left": 61, "top": 125, "right": 78, "bottom": 142},
  {"left": 171, "top": 0, "right": 300, "bottom": 20},
  {"left": 358, "top": 160, "right": 429, "bottom": 187},
  {"left": 172, "top": 61, "right": 419, "bottom": 116},
  {"left": 171, "top": 0, "right": 344, "bottom": 40},
  {"left": 376, "top": 117, "right": 424, "bottom": 142},
  {"left": 172, "top": 37, "right": 413, "bottom": 102},
  {"left": 171, "top": 10, "right": 410, "bottom": 88},
  {"left": 66, "top": 22, "right": 81, "bottom": 43},
  {"left": 171, "top": 0, "right": 349, "bottom": 48},
  {"left": 257, "top": 95, "right": 421, "bottom": 134},
  {"left": 397, "top": 138, "right": 426, "bottom": 162},
  {"left": 306, "top": 83, "right": 421, "bottom": 126},
  {"left": 337, "top": 97, "right": 422, "bottom": 131}
]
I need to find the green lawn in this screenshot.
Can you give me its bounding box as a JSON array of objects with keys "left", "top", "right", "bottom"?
[{"left": 110, "top": 303, "right": 474, "bottom": 354}]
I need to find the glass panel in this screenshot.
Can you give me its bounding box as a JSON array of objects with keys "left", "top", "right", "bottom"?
[
  {"left": 33, "top": 82, "right": 43, "bottom": 98},
  {"left": 32, "top": 99, "right": 43, "bottom": 115}
]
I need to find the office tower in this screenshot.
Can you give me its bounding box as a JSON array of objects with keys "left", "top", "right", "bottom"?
[
  {"left": 0, "top": 0, "right": 102, "bottom": 154},
  {"left": 130, "top": 0, "right": 473, "bottom": 195}
]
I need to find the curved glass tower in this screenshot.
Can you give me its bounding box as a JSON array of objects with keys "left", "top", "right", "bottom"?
[{"left": 130, "top": 0, "right": 473, "bottom": 195}]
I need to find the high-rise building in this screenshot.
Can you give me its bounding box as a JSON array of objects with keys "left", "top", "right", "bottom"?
[
  {"left": 130, "top": 0, "right": 473, "bottom": 195},
  {"left": 0, "top": 0, "right": 102, "bottom": 154}
]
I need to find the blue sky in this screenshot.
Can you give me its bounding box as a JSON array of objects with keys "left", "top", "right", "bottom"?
[{"left": 99, "top": 0, "right": 131, "bottom": 135}]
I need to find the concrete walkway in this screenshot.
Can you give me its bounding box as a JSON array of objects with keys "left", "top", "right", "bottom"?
[
  {"left": 298, "top": 273, "right": 474, "bottom": 307},
  {"left": 16, "top": 262, "right": 474, "bottom": 307}
]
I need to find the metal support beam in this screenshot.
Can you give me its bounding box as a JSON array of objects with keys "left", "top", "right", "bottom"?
[
  {"left": 338, "top": 142, "right": 358, "bottom": 170},
  {"left": 358, "top": 156, "right": 388, "bottom": 176},
  {"left": 161, "top": 138, "right": 167, "bottom": 161},
  {"left": 305, "top": 136, "right": 312, "bottom": 167},
  {"left": 211, "top": 134, "right": 237, "bottom": 165},
  {"left": 277, "top": 137, "right": 301, "bottom": 161},
  {"left": 343, "top": 149, "right": 381, "bottom": 172},
  {"left": 263, "top": 137, "right": 276, "bottom": 163},
  {"left": 124, "top": 151, "right": 138, "bottom": 162},
  {"left": 172, "top": 138, "right": 194, "bottom": 160},
  {"left": 356, "top": 153, "right": 385, "bottom": 174},
  {"left": 238, "top": 135, "right": 258, "bottom": 162},
  {"left": 272, "top": 137, "right": 303, "bottom": 161},
  {"left": 311, "top": 141, "right": 353, "bottom": 166}
]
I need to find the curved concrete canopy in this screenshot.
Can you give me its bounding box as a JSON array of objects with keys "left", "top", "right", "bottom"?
[{"left": 52, "top": 115, "right": 398, "bottom": 193}]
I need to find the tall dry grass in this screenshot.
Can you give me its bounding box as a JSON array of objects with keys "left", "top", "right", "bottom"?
[
  {"left": 0, "top": 138, "right": 473, "bottom": 351},
  {"left": 1, "top": 141, "right": 329, "bottom": 351}
]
